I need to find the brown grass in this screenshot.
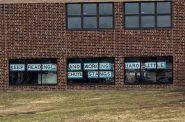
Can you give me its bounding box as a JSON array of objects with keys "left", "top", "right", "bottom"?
[{"left": 0, "top": 89, "right": 185, "bottom": 122}]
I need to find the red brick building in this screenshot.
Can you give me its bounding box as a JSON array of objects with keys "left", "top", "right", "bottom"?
[{"left": 0, "top": 0, "right": 184, "bottom": 90}]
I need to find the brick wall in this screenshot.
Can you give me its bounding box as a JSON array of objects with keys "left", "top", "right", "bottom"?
[{"left": 0, "top": 0, "right": 185, "bottom": 90}]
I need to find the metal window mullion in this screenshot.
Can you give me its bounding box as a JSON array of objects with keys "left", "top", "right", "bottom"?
[
  {"left": 25, "top": 61, "right": 27, "bottom": 84},
  {"left": 139, "top": 57, "right": 141, "bottom": 83},
  {"left": 98, "top": 59, "right": 100, "bottom": 79},
  {"left": 41, "top": 68, "right": 43, "bottom": 85},
  {"left": 112, "top": 3, "right": 114, "bottom": 29},
  {"left": 81, "top": 4, "right": 83, "bottom": 29},
  {"left": 155, "top": 2, "right": 157, "bottom": 28},
  {"left": 156, "top": 57, "right": 158, "bottom": 83},
  {"left": 97, "top": 3, "right": 99, "bottom": 29},
  {"left": 139, "top": 3, "right": 141, "bottom": 28}
]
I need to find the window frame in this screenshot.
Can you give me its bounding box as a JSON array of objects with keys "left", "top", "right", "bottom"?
[
  {"left": 9, "top": 58, "right": 58, "bottom": 86},
  {"left": 66, "top": 57, "right": 115, "bottom": 85},
  {"left": 66, "top": 2, "right": 115, "bottom": 31},
  {"left": 124, "top": 1, "right": 172, "bottom": 30},
  {"left": 124, "top": 56, "right": 173, "bottom": 85}
]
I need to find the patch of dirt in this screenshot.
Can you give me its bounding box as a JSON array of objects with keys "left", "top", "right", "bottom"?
[
  {"left": 0, "top": 105, "right": 55, "bottom": 117},
  {"left": 8, "top": 108, "right": 54, "bottom": 116}
]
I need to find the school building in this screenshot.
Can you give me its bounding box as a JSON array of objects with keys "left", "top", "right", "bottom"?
[{"left": 0, "top": 0, "right": 184, "bottom": 90}]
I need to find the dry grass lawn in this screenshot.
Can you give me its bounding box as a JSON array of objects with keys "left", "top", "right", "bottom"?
[{"left": 0, "top": 89, "right": 185, "bottom": 122}]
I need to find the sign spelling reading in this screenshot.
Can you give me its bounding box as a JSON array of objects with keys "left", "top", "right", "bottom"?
[
  {"left": 27, "top": 64, "right": 57, "bottom": 71},
  {"left": 27, "top": 64, "right": 42, "bottom": 71}
]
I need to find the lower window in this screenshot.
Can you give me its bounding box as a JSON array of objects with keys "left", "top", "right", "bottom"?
[
  {"left": 9, "top": 58, "right": 57, "bottom": 85},
  {"left": 67, "top": 57, "right": 115, "bottom": 85},
  {"left": 124, "top": 56, "right": 173, "bottom": 85}
]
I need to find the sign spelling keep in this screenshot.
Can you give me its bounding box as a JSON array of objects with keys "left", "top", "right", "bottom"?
[{"left": 10, "top": 64, "right": 25, "bottom": 71}]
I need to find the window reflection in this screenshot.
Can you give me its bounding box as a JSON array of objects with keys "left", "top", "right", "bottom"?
[
  {"left": 125, "top": 57, "right": 173, "bottom": 84},
  {"left": 9, "top": 59, "right": 57, "bottom": 85}
]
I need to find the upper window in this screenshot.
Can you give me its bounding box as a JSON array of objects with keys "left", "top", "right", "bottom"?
[
  {"left": 124, "top": 2, "right": 172, "bottom": 29},
  {"left": 9, "top": 59, "right": 57, "bottom": 85},
  {"left": 66, "top": 3, "right": 114, "bottom": 30}
]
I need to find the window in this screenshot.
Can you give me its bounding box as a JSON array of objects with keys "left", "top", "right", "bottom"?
[
  {"left": 124, "top": 2, "right": 172, "bottom": 29},
  {"left": 67, "top": 57, "right": 114, "bottom": 85},
  {"left": 124, "top": 56, "right": 173, "bottom": 85},
  {"left": 9, "top": 59, "right": 57, "bottom": 85},
  {"left": 66, "top": 3, "right": 114, "bottom": 30}
]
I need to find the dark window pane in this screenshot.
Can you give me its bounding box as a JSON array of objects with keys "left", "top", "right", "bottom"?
[
  {"left": 99, "top": 17, "right": 113, "bottom": 28},
  {"left": 157, "top": 57, "right": 173, "bottom": 83},
  {"left": 83, "top": 4, "right": 97, "bottom": 15},
  {"left": 67, "top": 4, "right": 81, "bottom": 15},
  {"left": 141, "top": 57, "right": 157, "bottom": 83},
  {"left": 157, "top": 70, "right": 172, "bottom": 83},
  {"left": 124, "top": 57, "right": 173, "bottom": 85},
  {"left": 157, "top": 2, "right": 171, "bottom": 14},
  {"left": 99, "top": 3, "right": 113, "bottom": 15},
  {"left": 68, "top": 17, "right": 81, "bottom": 29},
  {"left": 141, "top": 16, "right": 155, "bottom": 27},
  {"left": 9, "top": 72, "right": 26, "bottom": 85},
  {"left": 125, "top": 3, "right": 139, "bottom": 14},
  {"left": 28, "top": 72, "right": 42, "bottom": 85},
  {"left": 125, "top": 16, "right": 139, "bottom": 28},
  {"left": 125, "top": 58, "right": 140, "bottom": 84},
  {"left": 141, "top": 3, "right": 155, "bottom": 14},
  {"left": 157, "top": 16, "right": 171, "bottom": 27},
  {"left": 83, "top": 17, "right": 97, "bottom": 28},
  {"left": 9, "top": 59, "right": 57, "bottom": 85}
]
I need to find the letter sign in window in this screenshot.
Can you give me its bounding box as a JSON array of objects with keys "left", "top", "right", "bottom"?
[
  {"left": 68, "top": 63, "right": 81, "bottom": 70},
  {"left": 145, "top": 62, "right": 156, "bottom": 69},
  {"left": 88, "top": 71, "right": 99, "bottom": 78},
  {"left": 42, "top": 64, "right": 57, "bottom": 71},
  {"left": 99, "top": 71, "right": 113, "bottom": 78},
  {"left": 84, "top": 63, "right": 98, "bottom": 70},
  {"left": 10, "top": 64, "right": 25, "bottom": 71},
  {"left": 68, "top": 72, "right": 83, "bottom": 79},
  {"left": 157, "top": 62, "right": 166, "bottom": 69},
  {"left": 125, "top": 62, "right": 140, "bottom": 69},
  {"left": 99, "top": 63, "right": 112, "bottom": 70},
  {"left": 145, "top": 62, "right": 166, "bottom": 69},
  {"left": 27, "top": 64, "right": 42, "bottom": 71}
]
